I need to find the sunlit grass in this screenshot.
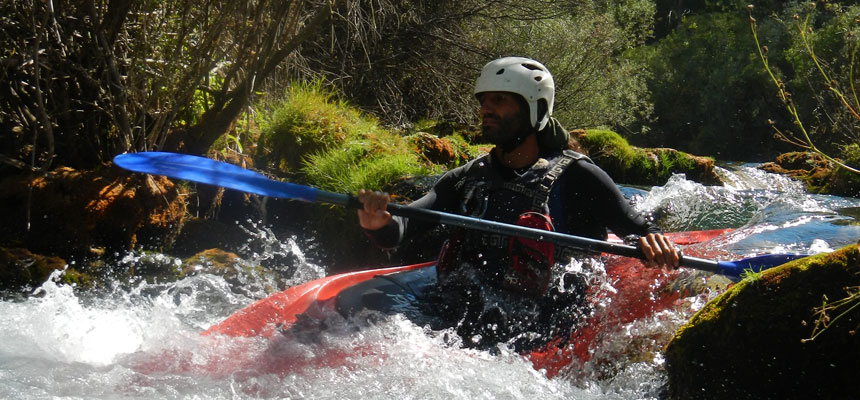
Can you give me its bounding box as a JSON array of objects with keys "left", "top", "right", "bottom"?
[
  {"left": 257, "top": 79, "right": 441, "bottom": 192},
  {"left": 303, "top": 142, "right": 440, "bottom": 193}
]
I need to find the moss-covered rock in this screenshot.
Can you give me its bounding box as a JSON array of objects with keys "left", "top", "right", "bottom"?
[
  {"left": 571, "top": 129, "right": 723, "bottom": 186},
  {"left": 759, "top": 151, "right": 860, "bottom": 197},
  {"left": 182, "top": 248, "right": 244, "bottom": 279},
  {"left": 182, "top": 248, "right": 297, "bottom": 295},
  {"left": 664, "top": 244, "right": 860, "bottom": 399},
  {"left": 171, "top": 217, "right": 254, "bottom": 258},
  {"left": 407, "top": 132, "right": 470, "bottom": 168},
  {"left": 0, "top": 247, "right": 91, "bottom": 291},
  {"left": 0, "top": 164, "right": 187, "bottom": 260}
]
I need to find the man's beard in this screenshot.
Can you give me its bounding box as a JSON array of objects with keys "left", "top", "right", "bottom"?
[{"left": 481, "top": 112, "right": 530, "bottom": 152}]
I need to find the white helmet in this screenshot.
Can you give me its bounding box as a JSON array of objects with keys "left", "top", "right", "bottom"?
[{"left": 474, "top": 57, "right": 555, "bottom": 131}]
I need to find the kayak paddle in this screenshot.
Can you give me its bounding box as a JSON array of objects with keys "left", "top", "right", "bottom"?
[{"left": 113, "top": 151, "right": 806, "bottom": 279}]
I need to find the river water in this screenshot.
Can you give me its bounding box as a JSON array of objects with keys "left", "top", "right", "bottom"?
[{"left": 0, "top": 164, "right": 858, "bottom": 399}]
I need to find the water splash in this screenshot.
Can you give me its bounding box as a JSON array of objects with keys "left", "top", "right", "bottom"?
[
  {"left": 0, "top": 269, "right": 144, "bottom": 366},
  {"left": 236, "top": 219, "right": 327, "bottom": 290}
]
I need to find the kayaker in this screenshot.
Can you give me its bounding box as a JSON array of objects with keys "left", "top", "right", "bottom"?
[{"left": 340, "top": 56, "right": 679, "bottom": 351}]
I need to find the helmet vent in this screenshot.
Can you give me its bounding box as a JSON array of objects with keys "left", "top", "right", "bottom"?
[
  {"left": 496, "top": 69, "right": 505, "bottom": 75},
  {"left": 534, "top": 77, "right": 542, "bottom": 82},
  {"left": 521, "top": 63, "right": 543, "bottom": 71}
]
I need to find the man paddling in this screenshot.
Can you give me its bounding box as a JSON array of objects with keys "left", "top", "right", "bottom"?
[{"left": 342, "top": 57, "right": 679, "bottom": 350}]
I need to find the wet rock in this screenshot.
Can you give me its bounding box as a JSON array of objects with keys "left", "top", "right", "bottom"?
[
  {"left": 760, "top": 151, "right": 860, "bottom": 197},
  {"left": 182, "top": 248, "right": 244, "bottom": 280},
  {"left": 0, "top": 247, "right": 89, "bottom": 291},
  {"left": 664, "top": 244, "right": 860, "bottom": 399},
  {"left": 0, "top": 164, "right": 187, "bottom": 259},
  {"left": 119, "top": 252, "right": 185, "bottom": 284},
  {"left": 182, "top": 248, "right": 285, "bottom": 296},
  {"left": 570, "top": 129, "right": 724, "bottom": 186}
]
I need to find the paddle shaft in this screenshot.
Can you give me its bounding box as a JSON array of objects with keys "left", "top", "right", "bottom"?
[
  {"left": 316, "top": 189, "right": 724, "bottom": 273},
  {"left": 114, "top": 152, "right": 802, "bottom": 278}
]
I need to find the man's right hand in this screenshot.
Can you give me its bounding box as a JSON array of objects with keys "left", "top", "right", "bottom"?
[{"left": 356, "top": 189, "right": 392, "bottom": 230}]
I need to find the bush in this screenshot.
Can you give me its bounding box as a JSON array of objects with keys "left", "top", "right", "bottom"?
[
  {"left": 257, "top": 80, "right": 440, "bottom": 192},
  {"left": 633, "top": 9, "right": 789, "bottom": 161}
]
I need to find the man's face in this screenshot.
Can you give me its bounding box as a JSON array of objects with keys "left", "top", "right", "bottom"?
[{"left": 477, "top": 92, "right": 527, "bottom": 146}]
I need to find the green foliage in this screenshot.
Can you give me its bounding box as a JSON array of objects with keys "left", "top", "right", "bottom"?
[
  {"left": 842, "top": 143, "right": 860, "bottom": 166},
  {"left": 258, "top": 80, "right": 382, "bottom": 174},
  {"left": 258, "top": 80, "right": 439, "bottom": 193},
  {"left": 749, "top": 3, "right": 860, "bottom": 174},
  {"left": 750, "top": 1, "right": 860, "bottom": 174},
  {"left": 633, "top": 8, "right": 788, "bottom": 160}
]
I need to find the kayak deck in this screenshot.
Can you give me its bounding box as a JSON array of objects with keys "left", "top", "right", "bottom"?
[{"left": 203, "top": 228, "right": 733, "bottom": 377}]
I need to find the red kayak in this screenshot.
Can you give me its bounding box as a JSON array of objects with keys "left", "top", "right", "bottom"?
[{"left": 202, "top": 229, "right": 732, "bottom": 377}]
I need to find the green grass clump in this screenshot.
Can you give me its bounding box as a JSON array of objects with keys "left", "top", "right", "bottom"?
[
  {"left": 257, "top": 79, "right": 439, "bottom": 192},
  {"left": 303, "top": 141, "right": 439, "bottom": 194},
  {"left": 258, "top": 79, "right": 384, "bottom": 175}
]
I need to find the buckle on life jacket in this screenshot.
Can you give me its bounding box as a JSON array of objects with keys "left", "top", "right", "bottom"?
[{"left": 503, "top": 212, "right": 555, "bottom": 297}]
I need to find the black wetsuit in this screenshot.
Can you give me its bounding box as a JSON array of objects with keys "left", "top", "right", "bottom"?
[
  {"left": 367, "top": 149, "right": 658, "bottom": 248},
  {"left": 336, "top": 148, "right": 660, "bottom": 351}
]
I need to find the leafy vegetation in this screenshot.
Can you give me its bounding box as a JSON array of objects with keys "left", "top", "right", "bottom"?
[
  {"left": 749, "top": 2, "right": 860, "bottom": 174},
  {"left": 631, "top": 9, "right": 787, "bottom": 160},
  {"left": 1, "top": 0, "right": 857, "bottom": 182}
]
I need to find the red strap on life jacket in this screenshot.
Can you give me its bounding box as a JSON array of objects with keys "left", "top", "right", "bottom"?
[
  {"left": 504, "top": 212, "right": 555, "bottom": 297},
  {"left": 436, "top": 228, "right": 465, "bottom": 283}
]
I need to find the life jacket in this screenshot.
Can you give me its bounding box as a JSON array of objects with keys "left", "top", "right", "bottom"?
[{"left": 437, "top": 150, "right": 589, "bottom": 297}]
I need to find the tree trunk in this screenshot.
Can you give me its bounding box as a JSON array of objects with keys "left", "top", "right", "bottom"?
[{"left": 168, "top": 0, "right": 344, "bottom": 155}]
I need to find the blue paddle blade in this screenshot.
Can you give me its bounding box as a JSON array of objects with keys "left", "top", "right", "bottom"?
[
  {"left": 113, "top": 152, "right": 319, "bottom": 203},
  {"left": 716, "top": 253, "right": 808, "bottom": 279}
]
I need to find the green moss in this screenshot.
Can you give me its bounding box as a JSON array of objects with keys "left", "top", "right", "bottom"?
[
  {"left": 665, "top": 245, "right": 860, "bottom": 399},
  {"left": 256, "top": 79, "right": 441, "bottom": 192},
  {"left": 575, "top": 129, "right": 718, "bottom": 186},
  {"left": 577, "top": 129, "right": 637, "bottom": 170},
  {"left": 0, "top": 247, "right": 71, "bottom": 290},
  {"left": 58, "top": 268, "right": 92, "bottom": 288}
]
